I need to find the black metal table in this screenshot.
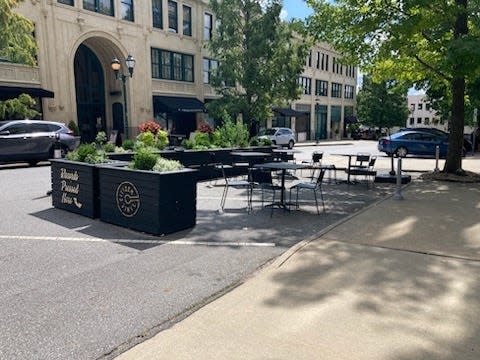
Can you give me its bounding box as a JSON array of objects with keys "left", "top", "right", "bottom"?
[{"left": 253, "top": 162, "right": 309, "bottom": 210}]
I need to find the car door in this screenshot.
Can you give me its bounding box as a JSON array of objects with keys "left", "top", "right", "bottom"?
[
  {"left": 0, "top": 122, "right": 33, "bottom": 162},
  {"left": 28, "top": 122, "right": 57, "bottom": 159},
  {"left": 276, "top": 129, "right": 289, "bottom": 145}
]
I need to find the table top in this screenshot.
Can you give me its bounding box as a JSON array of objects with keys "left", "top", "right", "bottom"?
[
  {"left": 253, "top": 162, "right": 308, "bottom": 170},
  {"left": 230, "top": 151, "right": 272, "bottom": 157}
]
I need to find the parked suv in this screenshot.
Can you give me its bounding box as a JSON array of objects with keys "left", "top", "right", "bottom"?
[
  {"left": 257, "top": 127, "right": 295, "bottom": 148},
  {"left": 0, "top": 120, "right": 79, "bottom": 166}
]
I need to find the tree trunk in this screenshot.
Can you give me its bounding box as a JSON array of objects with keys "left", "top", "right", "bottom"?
[{"left": 443, "top": 0, "right": 468, "bottom": 173}]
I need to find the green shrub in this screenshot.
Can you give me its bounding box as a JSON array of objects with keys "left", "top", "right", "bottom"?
[
  {"left": 65, "top": 143, "right": 108, "bottom": 164},
  {"left": 122, "top": 139, "right": 135, "bottom": 150},
  {"left": 152, "top": 157, "right": 184, "bottom": 172},
  {"left": 136, "top": 131, "right": 156, "bottom": 147},
  {"left": 95, "top": 131, "right": 107, "bottom": 145},
  {"left": 181, "top": 139, "right": 195, "bottom": 149},
  {"left": 214, "top": 111, "right": 250, "bottom": 148},
  {"left": 67, "top": 120, "right": 80, "bottom": 136},
  {"left": 156, "top": 129, "right": 169, "bottom": 149},
  {"left": 103, "top": 142, "right": 115, "bottom": 153},
  {"left": 130, "top": 148, "right": 159, "bottom": 171},
  {"left": 193, "top": 131, "right": 212, "bottom": 148}
]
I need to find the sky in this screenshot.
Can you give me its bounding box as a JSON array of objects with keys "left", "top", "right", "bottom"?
[{"left": 281, "top": 0, "right": 313, "bottom": 21}]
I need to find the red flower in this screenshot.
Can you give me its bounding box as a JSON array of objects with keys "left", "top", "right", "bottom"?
[
  {"left": 139, "top": 121, "right": 161, "bottom": 135},
  {"left": 197, "top": 123, "right": 214, "bottom": 133}
]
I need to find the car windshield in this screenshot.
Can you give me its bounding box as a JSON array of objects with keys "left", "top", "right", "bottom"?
[{"left": 261, "top": 129, "right": 277, "bottom": 135}]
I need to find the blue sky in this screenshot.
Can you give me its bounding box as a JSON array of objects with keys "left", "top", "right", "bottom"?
[{"left": 281, "top": 0, "right": 313, "bottom": 20}]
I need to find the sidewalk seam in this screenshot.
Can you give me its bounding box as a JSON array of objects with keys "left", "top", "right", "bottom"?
[{"left": 273, "top": 182, "right": 414, "bottom": 269}]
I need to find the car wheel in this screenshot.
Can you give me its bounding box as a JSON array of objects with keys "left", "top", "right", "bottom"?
[
  {"left": 288, "top": 140, "right": 294, "bottom": 149},
  {"left": 395, "top": 146, "right": 408, "bottom": 157}
]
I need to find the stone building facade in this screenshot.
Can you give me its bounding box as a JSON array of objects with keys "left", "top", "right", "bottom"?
[{"left": 4, "top": 0, "right": 356, "bottom": 143}]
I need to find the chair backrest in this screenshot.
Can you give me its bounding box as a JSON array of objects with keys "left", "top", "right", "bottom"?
[
  {"left": 314, "top": 168, "right": 326, "bottom": 188},
  {"left": 355, "top": 153, "right": 370, "bottom": 165},
  {"left": 312, "top": 152, "right": 323, "bottom": 164},
  {"left": 250, "top": 169, "right": 273, "bottom": 185}
]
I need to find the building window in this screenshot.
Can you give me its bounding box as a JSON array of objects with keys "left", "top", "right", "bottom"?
[
  {"left": 203, "top": 58, "right": 218, "bottom": 84},
  {"left": 307, "top": 51, "right": 312, "bottom": 68},
  {"left": 183, "top": 5, "right": 192, "bottom": 36},
  {"left": 331, "top": 82, "right": 342, "bottom": 98},
  {"left": 425, "top": 117, "right": 430, "bottom": 125},
  {"left": 321, "top": 53, "right": 329, "bottom": 71},
  {"left": 417, "top": 117, "right": 422, "bottom": 124},
  {"left": 344, "top": 85, "right": 354, "bottom": 99},
  {"left": 83, "top": 0, "right": 114, "bottom": 16},
  {"left": 410, "top": 103, "right": 415, "bottom": 111},
  {"left": 152, "top": 0, "right": 163, "bottom": 29},
  {"left": 331, "top": 105, "right": 341, "bottom": 122},
  {"left": 316, "top": 52, "right": 320, "bottom": 69},
  {"left": 315, "top": 80, "right": 328, "bottom": 96},
  {"left": 418, "top": 103, "right": 423, "bottom": 110},
  {"left": 58, "top": 0, "right": 74, "bottom": 5},
  {"left": 298, "top": 77, "right": 311, "bottom": 95},
  {"left": 168, "top": 0, "right": 178, "bottom": 32},
  {"left": 333, "top": 57, "right": 342, "bottom": 74},
  {"left": 121, "top": 0, "right": 134, "bottom": 21},
  {"left": 204, "top": 13, "right": 213, "bottom": 40},
  {"left": 151, "top": 48, "right": 194, "bottom": 82},
  {"left": 409, "top": 117, "right": 414, "bottom": 125}
]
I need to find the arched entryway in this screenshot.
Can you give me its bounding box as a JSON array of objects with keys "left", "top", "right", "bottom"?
[{"left": 74, "top": 44, "right": 106, "bottom": 143}]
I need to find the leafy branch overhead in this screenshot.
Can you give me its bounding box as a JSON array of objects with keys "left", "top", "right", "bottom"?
[
  {"left": 206, "top": 0, "right": 310, "bottom": 128},
  {"left": 307, "top": 0, "right": 479, "bottom": 173}
]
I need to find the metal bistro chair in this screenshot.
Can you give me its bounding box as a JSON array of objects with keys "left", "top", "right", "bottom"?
[
  {"left": 345, "top": 156, "right": 377, "bottom": 188},
  {"left": 301, "top": 151, "right": 323, "bottom": 178},
  {"left": 250, "top": 168, "right": 283, "bottom": 217},
  {"left": 217, "top": 163, "right": 252, "bottom": 213},
  {"left": 345, "top": 152, "right": 370, "bottom": 183},
  {"left": 289, "top": 168, "right": 326, "bottom": 215}
]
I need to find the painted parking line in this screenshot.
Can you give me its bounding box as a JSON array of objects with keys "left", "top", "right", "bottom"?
[{"left": 0, "top": 235, "right": 275, "bottom": 247}]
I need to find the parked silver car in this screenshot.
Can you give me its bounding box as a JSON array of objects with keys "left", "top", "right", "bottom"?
[
  {"left": 0, "top": 120, "right": 79, "bottom": 166},
  {"left": 257, "top": 127, "right": 296, "bottom": 148}
]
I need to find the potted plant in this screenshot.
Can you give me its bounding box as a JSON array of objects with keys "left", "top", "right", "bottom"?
[
  {"left": 50, "top": 140, "right": 112, "bottom": 218},
  {"left": 98, "top": 148, "right": 198, "bottom": 236}
]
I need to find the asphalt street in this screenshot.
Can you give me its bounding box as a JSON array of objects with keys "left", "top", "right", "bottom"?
[{"left": 0, "top": 141, "right": 426, "bottom": 359}]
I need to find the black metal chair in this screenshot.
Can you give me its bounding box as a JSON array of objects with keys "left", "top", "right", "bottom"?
[
  {"left": 289, "top": 168, "right": 326, "bottom": 214},
  {"left": 250, "top": 168, "right": 283, "bottom": 217},
  {"left": 345, "top": 156, "right": 377, "bottom": 188},
  {"left": 217, "top": 163, "right": 252, "bottom": 213},
  {"left": 302, "top": 151, "right": 323, "bottom": 178}
]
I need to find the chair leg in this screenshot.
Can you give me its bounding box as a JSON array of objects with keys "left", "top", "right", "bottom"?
[
  {"left": 313, "top": 190, "right": 320, "bottom": 215},
  {"left": 220, "top": 184, "right": 229, "bottom": 211},
  {"left": 319, "top": 188, "right": 325, "bottom": 213}
]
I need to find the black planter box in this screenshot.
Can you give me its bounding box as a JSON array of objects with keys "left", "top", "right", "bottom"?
[
  {"left": 50, "top": 159, "right": 100, "bottom": 218},
  {"left": 98, "top": 165, "right": 197, "bottom": 236}
]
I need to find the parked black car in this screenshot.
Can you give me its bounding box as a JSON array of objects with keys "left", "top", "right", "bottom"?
[{"left": 0, "top": 120, "right": 79, "bottom": 166}]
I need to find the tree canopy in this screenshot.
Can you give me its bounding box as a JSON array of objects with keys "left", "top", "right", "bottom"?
[
  {"left": 356, "top": 76, "right": 408, "bottom": 134},
  {"left": 306, "top": 0, "right": 480, "bottom": 173},
  {"left": 0, "top": 0, "right": 37, "bottom": 65},
  {"left": 206, "top": 0, "right": 310, "bottom": 134}
]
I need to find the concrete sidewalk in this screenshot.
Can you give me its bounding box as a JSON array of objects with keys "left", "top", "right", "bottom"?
[{"left": 116, "top": 179, "right": 480, "bottom": 360}]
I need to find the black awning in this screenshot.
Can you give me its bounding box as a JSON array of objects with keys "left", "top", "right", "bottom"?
[
  {"left": 345, "top": 116, "right": 358, "bottom": 124},
  {"left": 0, "top": 85, "right": 54, "bottom": 99},
  {"left": 153, "top": 95, "right": 204, "bottom": 113},
  {"left": 273, "top": 107, "right": 306, "bottom": 117}
]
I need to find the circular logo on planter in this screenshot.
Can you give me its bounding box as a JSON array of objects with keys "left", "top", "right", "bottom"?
[{"left": 116, "top": 181, "right": 140, "bottom": 217}]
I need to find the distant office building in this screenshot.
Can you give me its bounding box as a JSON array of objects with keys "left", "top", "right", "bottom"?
[
  {"left": 407, "top": 94, "right": 443, "bottom": 129},
  {"left": 272, "top": 43, "right": 357, "bottom": 141}
]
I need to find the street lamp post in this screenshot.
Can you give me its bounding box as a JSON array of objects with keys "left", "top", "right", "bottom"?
[{"left": 111, "top": 54, "right": 135, "bottom": 139}]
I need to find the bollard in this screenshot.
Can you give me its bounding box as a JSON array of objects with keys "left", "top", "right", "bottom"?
[
  {"left": 393, "top": 156, "right": 404, "bottom": 200},
  {"left": 434, "top": 145, "right": 440, "bottom": 172},
  {"left": 54, "top": 133, "right": 62, "bottom": 158}
]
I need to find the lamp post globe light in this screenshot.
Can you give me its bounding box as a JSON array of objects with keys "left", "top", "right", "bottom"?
[{"left": 111, "top": 54, "right": 135, "bottom": 139}]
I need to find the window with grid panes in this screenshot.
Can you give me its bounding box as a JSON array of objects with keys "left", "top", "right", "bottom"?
[
  {"left": 315, "top": 80, "right": 328, "bottom": 96},
  {"left": 204, "top": 13, "right": 212, "bottom": 40},
  {"left": 168, "top": 0, "right": 178, "bottom": 32},
  {"left": 152, "top": 0, "right": 163, "bottom": 29},
  {"left": 121, "top": 0, "right": 134, "bottom": 21},
  {"left": 331, "top": 82, "right": 342, "bottom": 98},
  {"left": 183, "top": 5, "right": 192, "bottom": 36},
  {"left": 152, "top": 48, "right": 194, "bottom": 82},
  {"left": 203, "top": 58, "right": 218, "bottom": 84},
  {"left": 83, "top": 0, "right": 114, "bottom": 16}
]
